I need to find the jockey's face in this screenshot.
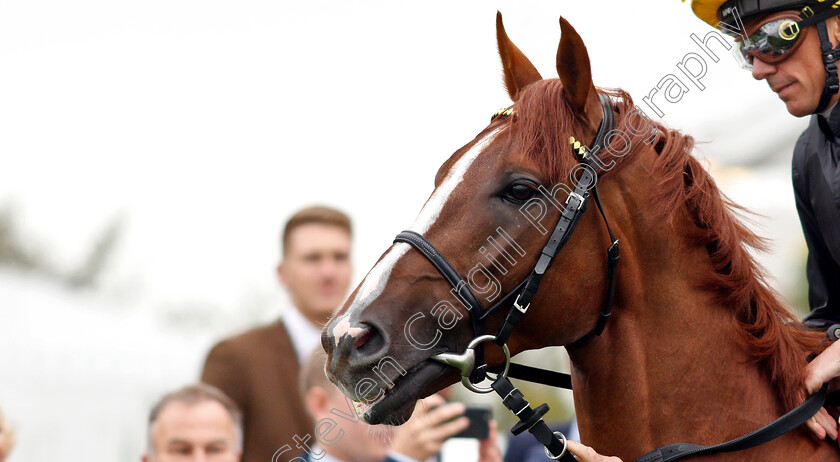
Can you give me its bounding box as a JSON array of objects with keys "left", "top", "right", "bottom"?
[{"left": 751, "top": 15, "right": 840, "bottom": 116}]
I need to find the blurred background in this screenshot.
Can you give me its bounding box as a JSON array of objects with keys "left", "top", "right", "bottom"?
[{"left": 0, "top": 0, "right": 811, "bottom": 460}]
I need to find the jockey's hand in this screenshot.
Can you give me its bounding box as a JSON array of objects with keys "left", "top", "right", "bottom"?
[
  {"left": 565, "top": 441, "right": 623, "bottom": 462},
  {"left": 804, "top": 339, "right": 840, "bottom": 440}
]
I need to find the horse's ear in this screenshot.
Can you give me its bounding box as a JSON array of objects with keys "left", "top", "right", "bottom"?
[
  {"left": 556, "top": 17, "right": 594, "bottom": 115},
  {"left": 496, "top": 11, "right": 542, "bottom": 102}
]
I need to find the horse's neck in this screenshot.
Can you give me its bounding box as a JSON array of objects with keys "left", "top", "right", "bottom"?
[
  {"left": 566, "top": 155, "right": 828, "bottom": 460},
  {"left": 568, "top": 271, "right": 783, "bottom": 458}
]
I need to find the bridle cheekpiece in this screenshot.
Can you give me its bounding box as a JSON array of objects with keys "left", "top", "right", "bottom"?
[{"left": 392, "top": 92, "right": 619, "bottom": 461}]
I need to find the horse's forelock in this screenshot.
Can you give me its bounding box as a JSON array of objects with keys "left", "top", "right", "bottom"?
[{"left": 511, "top": 82, "right": 644, "bottom": 185}]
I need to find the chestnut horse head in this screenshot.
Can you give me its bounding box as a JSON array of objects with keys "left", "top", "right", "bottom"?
[{"left": 322, "top": 13, "right": 836, "bottom": 460}]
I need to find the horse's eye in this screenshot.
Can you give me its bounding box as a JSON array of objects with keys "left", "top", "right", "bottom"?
[{"left": 504, "top": 183, "right": 537, "bottom": 203}]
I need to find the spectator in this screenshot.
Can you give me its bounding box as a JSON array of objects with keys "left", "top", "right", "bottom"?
[
  {"left": 297, "top": 349, "right": 503, "bottom": 462},
  {"left": 0, "top": 408, "right": 15, "bottom": 462},
  {"left": 142, "top": 383, "right": 242, "bottom": 462},
  {"left": 202, "top": 206, "right": 353, "bottom": 462}
]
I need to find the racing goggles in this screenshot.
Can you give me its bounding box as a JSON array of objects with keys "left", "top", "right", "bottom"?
[{"left": 732, "top": 12, "right": 807, "bottom": 69}]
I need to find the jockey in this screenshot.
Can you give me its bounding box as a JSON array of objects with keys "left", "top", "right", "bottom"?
[
  {"left": 695, "top": 1, "right": 840, "bottom": 330},
  {"left": 693, "top": 0, "right": 840, "bottom": 116},
  {"left": 568, "top": 2, "right": 840, "bottom": 460},
  {"left": 696, "top": 0, "right": 840, "bottom": 332}
]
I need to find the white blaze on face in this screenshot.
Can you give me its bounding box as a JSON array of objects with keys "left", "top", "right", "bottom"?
[
  {"left": 409, "top": 127, "right": 503, "bottom": 235},
  {"left": 330, "top": 244, "right": 409, "bottom": 340},
  {"left": 330, "top": 127, "right": 504, "bottom": 342}
]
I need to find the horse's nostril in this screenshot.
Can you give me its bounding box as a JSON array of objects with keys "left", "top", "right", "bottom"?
[
  {"left": 331, "top": 322, "right": 388, "bottom": 369},
  {"left": 351, "top": 323, "right": 386, "bottom": 357},
  {"left": 353, "top": 326, "right": 374, "bottom": 349}
]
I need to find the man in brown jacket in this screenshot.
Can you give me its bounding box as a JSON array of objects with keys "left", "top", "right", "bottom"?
[{"left": 202, "top": 206, "right": 353, "bottom": 462}]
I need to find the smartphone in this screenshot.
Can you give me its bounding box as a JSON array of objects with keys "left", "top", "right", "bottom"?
[{"left": 452, "top": 407, "right": 491, "bottom": 439}]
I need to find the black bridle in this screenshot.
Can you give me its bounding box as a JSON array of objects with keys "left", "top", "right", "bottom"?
[
  {"left": 393, "top": 92, "right": 619, "bottom": 460},
  {"left": 391, "top": 92, "right": 829, "bottom": 461},
  {"left": 395, "top": 91, "right": 618, "bottom": 370}
]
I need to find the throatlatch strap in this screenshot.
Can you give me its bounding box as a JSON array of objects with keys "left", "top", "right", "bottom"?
[
  {"left": 570, "top": 185, "right": 620, "bottom": 347},
  {"left": 635, "top": 385, "right": 828, "bottom": 462}
]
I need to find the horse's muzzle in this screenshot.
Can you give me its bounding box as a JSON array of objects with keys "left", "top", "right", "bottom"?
[{"left": 321, "top": 318, "right": 389, "bottom": 378}]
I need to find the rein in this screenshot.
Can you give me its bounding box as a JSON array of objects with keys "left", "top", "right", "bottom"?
[{"left": 392, "top": 93, "right": 829, "bottom": 461}]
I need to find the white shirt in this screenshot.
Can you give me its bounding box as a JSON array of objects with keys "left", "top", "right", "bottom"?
[{"left": 282, "top": 304, "right": 323, "bottom": 364}]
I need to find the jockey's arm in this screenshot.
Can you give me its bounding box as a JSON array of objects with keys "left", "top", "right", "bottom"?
[{"left": 804, "top": 339, "right": 840, "bottom": 440}]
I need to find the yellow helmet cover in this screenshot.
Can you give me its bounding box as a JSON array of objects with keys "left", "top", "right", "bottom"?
[{"left": 688, "top": 0, "right": 726, "bottom": 26}]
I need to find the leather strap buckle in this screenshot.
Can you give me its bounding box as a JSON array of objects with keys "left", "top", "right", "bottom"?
[
  {"left": 513, "top": 294, "right": 530, "bottom": 314},
  {"left": 565, "top": 191, "right": 585, "bottom": 210}
]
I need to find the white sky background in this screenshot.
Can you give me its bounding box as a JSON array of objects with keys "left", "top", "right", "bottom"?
[
  {"left": 0, "top": 0, "right": 813, "bottom": 459},
  {"left": 0, "top": 0, "right": 808, "bottom": 310}
]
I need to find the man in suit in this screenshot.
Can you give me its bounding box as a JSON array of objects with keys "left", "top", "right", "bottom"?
[
  {"left": 296, "top": 350, "right": 504, "bottom": 462},
  {"left": 142, "top": 383, "right": 242, "bottom": 462},
  {"left": 202, "top": 206, "right": 353, "bottom": 462}
]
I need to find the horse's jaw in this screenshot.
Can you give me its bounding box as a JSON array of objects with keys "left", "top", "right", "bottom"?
[{"left": 328, "top": 358, "right": 457, "bottom": 425}]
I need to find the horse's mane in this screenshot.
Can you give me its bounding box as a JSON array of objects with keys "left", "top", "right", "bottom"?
[{"left": 509, "top": 79, "right": 826, "bottom": 412}]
